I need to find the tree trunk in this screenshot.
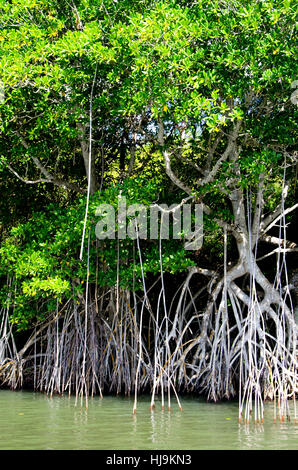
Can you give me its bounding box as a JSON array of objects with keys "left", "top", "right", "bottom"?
[{"left": 180, "top": 184, "right": 297, "bottom": 414}]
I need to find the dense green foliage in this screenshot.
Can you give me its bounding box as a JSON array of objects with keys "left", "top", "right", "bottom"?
[
  {"left": 0, "top": 0, "right": 297, "bottom": 332},
  {"left": 0, "top": 175, "right": 198, "bottom": 329}
]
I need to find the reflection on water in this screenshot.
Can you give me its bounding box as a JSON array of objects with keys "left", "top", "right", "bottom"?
[{"left": 0, "top": 390, "right": 297, "bottom": 450}]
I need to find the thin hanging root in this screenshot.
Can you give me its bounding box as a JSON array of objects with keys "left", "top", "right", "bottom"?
[
  {"left": 79, "top": 64, "right": 97, "bottom": 261},
  {"left": 237, "top": 180, "right": 297, "bottom": 425},
  {"left": 1, "top": 266, "right": 295, "bottom": 416},
  {"left": 0, "top": 171, "right": 296, "bottom": 417}
]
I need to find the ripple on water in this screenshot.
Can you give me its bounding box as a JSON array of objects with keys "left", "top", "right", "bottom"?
[{"left": 0, "top": 390, "right": 297, "bottom": 450}]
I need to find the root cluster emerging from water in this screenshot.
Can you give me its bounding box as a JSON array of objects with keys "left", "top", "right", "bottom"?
[{"left": 0, "top": 176, "right": 297, "bottom": 423}]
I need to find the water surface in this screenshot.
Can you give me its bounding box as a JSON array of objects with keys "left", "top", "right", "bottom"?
[{"left": 0, "top": 390, "right": 297, "bottom": 450}]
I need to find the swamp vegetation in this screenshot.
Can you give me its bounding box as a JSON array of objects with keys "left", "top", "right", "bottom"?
[{"left": 0, "top": 0, "right": 297, "bottom": 425}]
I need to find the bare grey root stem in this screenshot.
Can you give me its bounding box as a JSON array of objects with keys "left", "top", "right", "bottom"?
[
  {"left": 0, "top": 250, "right": 296, "bottom": 418},
  {"left": 0, "top": 175, "right": 297, "bottom": 421},
  {"left": 0, "top": 261, "right": 296, "bottom": 421}
]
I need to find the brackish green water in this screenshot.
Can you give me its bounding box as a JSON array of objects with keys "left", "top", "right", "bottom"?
[{"left": 0, "top": 390, "right": 297, "bottom": 450}]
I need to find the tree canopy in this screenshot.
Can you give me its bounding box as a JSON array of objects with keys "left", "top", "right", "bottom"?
[{"left": 0, "top": 0, "right": 297, "bottom": 413}]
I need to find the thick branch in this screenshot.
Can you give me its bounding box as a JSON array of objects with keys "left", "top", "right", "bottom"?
[
  {"left": 260, "top": 234, "right": 297, "bottom": 249},
  {"left": 257, "top": 247, "right": 298, "bottom": 261},
  {"left": 15, "top": 132, "right": 83, "bottom": 192},
  {"left": 262, "top": 202, "right": 298, "bottom": 234},
  {"left": 6, "top": 163, "right": 48, "bottom": 184},
  {"left": 158, "top": 119, "right": 193, "bottom": 195},
  {"left": 175, "top": 152, "right": 207, "bottom": 176},
  {"left": 206, "top": 131, "right": 224, "bottom": 170},
  {"left": 157, "top": 119, "right": 236, "bottom": 235},
  {"left": 200, "top": 119, "right": 242, "bottom": 186}
]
